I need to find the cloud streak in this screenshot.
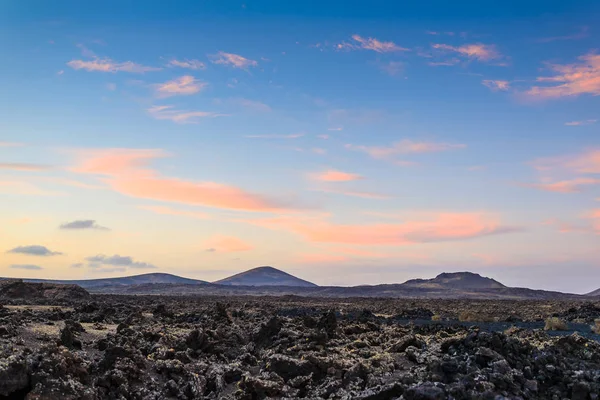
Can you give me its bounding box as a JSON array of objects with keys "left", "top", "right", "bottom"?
[
  {"left": 154, "top": 76, "right": 207, "bottom": 97},
  {"left": 338, "top": 35, "right": 409, "bottom": 53},
  {"left": 522, "top": 178, "right": 600, "bottom": 193},
  {"left": 210, "top": 51, "right": 257, "bottom": 69},
  {"left": 71, "top": 148, "right": 303, "bottom": 212},
  {"left": 59, "top": 220, "right": 109, "bottom": 230},
  {"left": 85, "top": 254, "right": 156, "bottom": 269},
  {"left": 248, "top": 212, "right": 520, "bottom": 245},
  {"left": 346, "top": 139, "right": 466, "bottom": 161},
  {"left": 526, "top": 52, "right": 600, "bottom": 98},
  {"left": 432, "top": 43, "right": 502, "bottom": 62},
  {"left": 168, "top": 59, "right": 206, "bottom": 70},
  {"left": 482, "top": 80, "right": 510, "bottom": 91},
  {"left": 147, "top": 105, "right": 227, "bottom": 124},
  {"left": 7, "top": 245, "right": 63, "bottom": 256},
  {"left": 0, "top": 163, "right": 52, "bottom": 171},
  {"left": 68, "top": 57, "right": 160, "bottom": 73},
  {"left": 310, "top": 169, "right": 363, "bottom": 182},
  {"left": 10, "top": 264, "right": 43, "bottom": 270}
]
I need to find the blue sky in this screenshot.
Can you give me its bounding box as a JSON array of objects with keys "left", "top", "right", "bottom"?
[{"left": 1, "top": 1, "right": 599, "bottom": 292}]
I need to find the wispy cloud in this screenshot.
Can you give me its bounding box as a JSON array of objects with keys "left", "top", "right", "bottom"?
[
  {"left": 521, "top": 177, "right": 600, "bottom": 193},
  {"left": 310, "top": 169, "right": 363, "bottom": 182},
  {"left": 338, "top": 35, "right": 409, "bottom": 53},
  {"left": 565, "top": 119, "right": 597, "bottom": 126},
  {"left": 532, "top": 149, "right": 600, "bottom": 174},
  {"left": 227, "top": 97, "right": 272, "bottom": 112},
  {"left": 7, "top": 245, "right": 63, "bottom": 256},
  {"left": 346, "top": 139, "right": 466, "bottom": 161},
  {"left": 71, "top": 148, "right": 304, "bottom": 212},
  {"left": 526, "top": 52, "right": 600, "bottom": 99},
  {"left": 313, "top": 187, "right": 391, "bottom": 200},
  {"left": 147, "top": 105, "right": 227, "bottom": 124},
  {"left": 0, "top": 163, "right": 52, "bottom": 171},
  {"left": 245, "top": 133, "right": 304, "bottom": 139},
  {"left": 0, "top": 142, "right": 24, "bottom": 147},
  {"left": 379, "top": 61, "right": 404, "bottom": 76},
  {"left": 535, "top": 27, "right": 589, "bottom": 43},
  {"left": 10, "top": 264, "right": 43, "bottom": 270},
  {"left": 210, "top": 51, "right": 258, "bottom": 69},
  {"left": 154, "top": 76, "right": 207, "bottom": 97},
  {"left": 0, "top": 181, "right": 64, "bottom": 196},
  {"left": 482, "top": 80, "right": 510, "bottom": 91},
  {"left": 85, "top": 254, "right": 156, "bottom": 269},
  {"left": 203, "top": 235, "right": 253, "bottom": 253},
  {"left": 168, "top": 59, "right": 206, "bottom": 70},
  {"left": 138, "top": 205, "right": 210, "bottom": 219},
  {"left": 68, "top": 57, "right": 161, "bottom": 73},
  {"left": 432, "top": 43, "right": 502, "bottom": 62},
  {"left": 248, "top": 212, "right": 520, "bottom": 245},
  {"left": 59, "top": 220, "right": 109, "bottom": 230}
]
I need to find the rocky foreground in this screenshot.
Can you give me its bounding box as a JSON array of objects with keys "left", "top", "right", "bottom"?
[{"left": 1, "top": 291, "right": 600, "bottom": 399}]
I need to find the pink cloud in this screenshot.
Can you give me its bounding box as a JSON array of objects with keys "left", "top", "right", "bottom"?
[
  {"left": 67, "top": 58, "right": 160, "bottom": 73},
  {"left": 533, "top": 149, "right": 600, "bottom": 174},
  {"left": 245, "top": 133, "right": 304, "bottom": 139},
  {"left": 204, "top": 235, "right": 253, "bottom": 252},
  {"left": 71, "top": 148, "right": 300, "bottom": 212},
  {"left": 147, "top": 105, "right": 227, "bottom": 124},
  {"left": 0, "top": 142, "right": 23, "bottom": 147},
  {"left": 346, "top": 139, "right": 466, "bottom": 161},
  {"left": 337, "top": 35, "right": 409, "bottom": 53},
  {"left": 432, "top": 43, "right": 502, "bottom": 61},
  {"left": 138, "top": 205, "right": 210, "bottom": 219},
  {"left": 210, "top": 51, "right": 258, "bottom": 69},
  {"left": 248, "top": 212, "right": 518, "bottom": 245},
  {"left": 522, "top": 177, "right": 600, "bottom": 193},
  {"left": 311, "top": 169, "right": 363, "bottom": 182},
  {"left": 155, "top": 76, "right": 207, "bottom": 97},
  {"left": 482, "top": 80, "right": 510, "bottom": 91},
  {"left": 168, "top": 59, "right": 206, "bottom": 70},
  {"left": 526, "top": 52, "right": 600, "bottom": 98},
  {"left": 565, "top": 119, "right": 596, "bottom": 126}
]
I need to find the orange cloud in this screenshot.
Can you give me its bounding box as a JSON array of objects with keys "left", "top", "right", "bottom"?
[
  {"left": 311, "top": 169, "right": 363, "bottom": 182},
  {"left": 482, "top": 80, "right": 510, "bottom": 91},
  {"left": 248, "top": 212, "right": 518, "bottom": 245},
  {"left": 432, "top": 43, "right": 502, "bottom": 61},
  {"left": 155, "top": 76, "right": 207, "bottom": 97},
  {"left": 338, "top": 35, "right": 409, "bottom": 53},
  {"left": 204, "top": 235, "right": 253, "bottom": 253},
  {"left": 147, "top": 105, "right": 227, "bottom": 124},
  {"left": 522, "top": 177, "right": 600, "bottom": 193},
  {"left": 526, "top": 52, "right": 600, "bottom": 98},
  {"left": 138, "top": 205, "right": 210, "bottom": 219},
  {"left": 346, "top": 139, "right": 465, "bottom": 161},
  {"left": 67, "top": 58, "right": 160, "bottom": 73},
  {"left": 210, "top": 51, "right": 257, "bottom": 69},
  {"left": 168, "top": 59, "right": 206, "bottom": 70},
  {"left": 72, "top": 148, "right": 301, "bottom": 212},
  {"left": 533, "top": 149, "right": 600, "bottom": 174}
]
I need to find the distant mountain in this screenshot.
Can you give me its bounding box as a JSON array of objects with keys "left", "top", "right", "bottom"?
[
  {"left": 403, "top": 272, "right": 506, "bottom": 290},
  {"left": 214, "top": 266, "right": 317, "bottom": 287},
  {"left": 20, "top": 273, "right": 207, "bottom": 289},
  {"left": 587, "top": 288, "right": 600, "bottom": 296}
]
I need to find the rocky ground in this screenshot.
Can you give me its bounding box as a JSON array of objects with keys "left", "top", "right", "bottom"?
[{"left": 1, "top": 288, "right": 600, "bottom": 399}]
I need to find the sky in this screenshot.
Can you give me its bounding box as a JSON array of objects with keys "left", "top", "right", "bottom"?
[{"left": 1, "top": 1, "right": 599, "bottom": 293}]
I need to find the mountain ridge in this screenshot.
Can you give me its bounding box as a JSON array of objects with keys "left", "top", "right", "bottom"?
[{"left": 214, "top": 266, "right": 317, "bottom": 287}]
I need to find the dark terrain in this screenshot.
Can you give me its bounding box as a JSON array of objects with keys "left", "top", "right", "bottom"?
[
  {"left": 9, "top": 269, "right": 597, "bottom": 300},
  {"left": 1, "top": 280, "right": 600, "bottom": 399}
]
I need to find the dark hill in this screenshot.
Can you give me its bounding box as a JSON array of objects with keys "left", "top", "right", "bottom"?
[
  {"left": 403, "top": 272, "right": 506, "bottom": 290},
  {"left": 214, "top": 266, "right": 317, "bottom": 287},
  {"left": 21, "top": 273, "right": 207, "bottom": 289}
]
